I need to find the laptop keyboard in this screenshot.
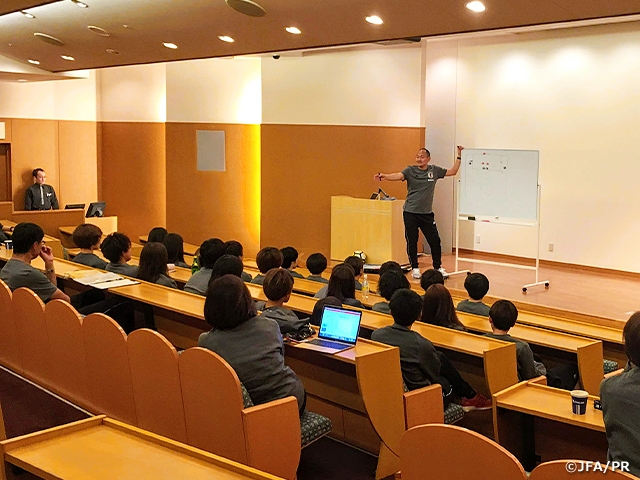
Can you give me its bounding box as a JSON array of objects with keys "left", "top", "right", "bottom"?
[{"left": 308, "top": 339, "right": 350, "bottom": 349}]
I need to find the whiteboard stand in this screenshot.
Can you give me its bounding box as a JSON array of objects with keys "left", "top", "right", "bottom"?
[{"left": 453, "top": 182, "right": 550, "bottom": 293}]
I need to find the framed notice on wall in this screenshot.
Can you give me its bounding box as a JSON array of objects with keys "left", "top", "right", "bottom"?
[{"left": 0, "top": 122, "right": 5, "bottom": 140}]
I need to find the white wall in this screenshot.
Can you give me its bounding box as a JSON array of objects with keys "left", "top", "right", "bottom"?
[
  {"left": 262, "top": 46, "right": 423, "bottom": 126},
  {"left": 166, "top": 57, "right": 261, "bottom": 124},
  {"left": 435, "top": 21, "right": 640, "bottom": 271},
  {"left": 97, "top": 63, "right": 166, "bottom": 122},
  {"left": 0, "top": 71, "right": 97, "bottom": 121}
]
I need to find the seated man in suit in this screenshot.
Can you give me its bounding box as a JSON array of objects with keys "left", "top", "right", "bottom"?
[{"left": 24, "top": 168, "right": 59, "bottom": 211}]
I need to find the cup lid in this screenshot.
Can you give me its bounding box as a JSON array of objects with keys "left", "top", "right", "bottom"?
[{"left": 571, "top": 390, "right": 589, "bottom": 398}]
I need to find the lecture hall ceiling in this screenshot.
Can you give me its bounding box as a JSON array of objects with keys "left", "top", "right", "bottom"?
[{"left": 1, "top": 0, "right": 640, "bottom": 73}]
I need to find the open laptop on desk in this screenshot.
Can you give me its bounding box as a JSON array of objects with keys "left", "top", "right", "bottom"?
[{"left": 296, "top": 305, "right": 362, "bottom": 354}]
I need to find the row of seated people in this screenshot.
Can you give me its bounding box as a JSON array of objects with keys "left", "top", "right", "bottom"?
[{"left": 2, "top": 221, "right": 639, "bottom": 477}]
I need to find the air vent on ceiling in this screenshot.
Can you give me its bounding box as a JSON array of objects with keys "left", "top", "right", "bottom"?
[
  {"left": 375, "top": 37, "right": 422, "bottom": 46},
  {"left": 225, "top": 0, "right": 266, "bottom": 17},
  {"left": 34, "top": 32, "right": 65, "bottom": 46},
  {"left": 88, "top": 25, "right": 110, "bottom": 37}
]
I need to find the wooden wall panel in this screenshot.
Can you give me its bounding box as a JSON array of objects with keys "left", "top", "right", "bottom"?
[
  {"left": 260, "top": 124, "right": 422, "bottom": 259},
  {"left": 58, "top": 121, "right": 98, "bottom": 208},
  {"left": 11, "top": 119, "right": 58, "bottom": 212},
  {"left": 165, "top": 123, "right": 261, "bottom": 258},
  {"left": 100, "top": 122, "right": 166, "bottom": 240}
]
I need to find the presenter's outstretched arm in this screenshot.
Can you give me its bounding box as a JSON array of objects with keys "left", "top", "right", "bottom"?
[
  {"left": 445, "top": 145, "right": 464, "bottom": 177},
  {"left": 374, "top": 172, "right": 404, "bottom": 181}
]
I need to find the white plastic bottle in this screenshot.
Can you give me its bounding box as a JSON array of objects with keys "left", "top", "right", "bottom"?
[{"left": 362, "top": 274, "right": 370, "bottom": 299}]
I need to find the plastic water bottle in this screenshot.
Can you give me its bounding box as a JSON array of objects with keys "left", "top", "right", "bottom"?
[
  {"left": 362, "top": 274, "right": 370, "bottom": 299},
  {"left": 191, "top": 256, "right": 200, "bottom": 274}
]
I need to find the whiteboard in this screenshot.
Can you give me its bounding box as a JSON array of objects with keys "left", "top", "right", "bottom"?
[{"left": 459, "top": 149, "right": 539, "bottom": 221}]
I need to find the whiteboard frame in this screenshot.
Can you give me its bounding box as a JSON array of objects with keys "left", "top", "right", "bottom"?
[{"left": 451, "top": 180, "right": 550, "bottom": 293}]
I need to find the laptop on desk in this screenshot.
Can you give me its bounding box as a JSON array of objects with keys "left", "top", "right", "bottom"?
[{"left": 296, "top": 305, "right": 362, "bottom": 354}]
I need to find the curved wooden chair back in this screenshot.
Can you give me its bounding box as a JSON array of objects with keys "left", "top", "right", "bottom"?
[
  {"left": 400, "top": 424, "right": 527, "bottom": 480},
  {"left": 0, "top": 398, "right": 5, "bottom": 441},
  {"left": 127, "top": 328, "right": 187, "bottom": 442},
  {"left": 530, "top": 461, "right": 638, "bottom": 479},
  {"left": 178, "top": 348, "right": 247, "bottom": 464},
  {"left": 12, "top": 288, "right": 55, "bottom": 391},
  {"left": 82, "top": 313, "right": 137, "bottom": 425},
  {"left": 0, "top": 280, "right": 22, "bottom": 374},
  {"left": 44, "top": 300, "right": 91, "bottom": 410}
]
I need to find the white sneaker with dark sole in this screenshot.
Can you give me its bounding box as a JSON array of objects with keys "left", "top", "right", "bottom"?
[{"left": 411, "top": 268, "right": 421, "bottom": 279}]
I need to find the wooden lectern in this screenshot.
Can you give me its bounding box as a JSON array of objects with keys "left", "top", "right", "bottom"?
[{"left": 331, "top": 196, "right": 407, "bottom": 265}]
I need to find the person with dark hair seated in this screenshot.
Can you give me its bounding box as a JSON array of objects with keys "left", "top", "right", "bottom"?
[
  {"left": 457, "top": 272, "right": 490, "bottom": 316},
  {"left": 373, "top": 270, "right": 410, "bottom": 313},
  {"left": 420, "top": 268, "right": 445, "bottom": 294},
  {"left": 184, "top": 238, "right": 225, "bottom": 295},
  {"left": 147, "top": 227, "right": 168, "bottom": 244},
  {"left": 225, "top": 240, "right": 252, "bottom": 282},
  {"left": 306, "top": 252, "right": 328, "bottom": 284},
  {"left": 310, "top": 296, "right": 343, "bottom": 326},
  {"left": 280, "top": 246, "right": 305, "bottom": 279},
  {"left": 0, "top": 222, "right": 69, "bottom": 302},
  {"left": 101, "top": 232, "right": 138, "bottom": 277},
  {"left": 163, "top": 233, "right": 190, "bottom": 269},
  {"left": 71, "top": 224, "right": 107, "bottom": 269},
  {"left": 423, "top": 284, "right": 465, "bottom": 331},
  {"left": 601, "top": 311, "right": 640, "bottom": 478},
  {"left": 199, "top": 275, "right": 306, "bottom": 414},
  {"left": 379, "top": 261, "right": 404, "bottom": 278},
  {"left": 207, "top": 254, "right": 244, "bottom": 289},
  {"left": 344, "top": 255, "right": 364, "bottom": 290},
  {"left": 255, "top": 268, "right": 299, "bottom": 322},
  {"left": 486, "top": 300, "right": 578, "bottom": 389},
  {"left": 251, "top": 247, "right": 283, "bottom": 285},
  {"left": 316, "top": 263, "right": 364, "bottom": 308},
  {"left": 371, "top": 289, "right": 491, "bottom": 411},
  {"left": 137, "top": 242, "right": 177, "bottom": 288}
]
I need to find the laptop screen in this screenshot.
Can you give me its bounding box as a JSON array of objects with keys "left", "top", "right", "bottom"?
[{"left": 318, "top": 306, "right": 362, "bottom": 344}]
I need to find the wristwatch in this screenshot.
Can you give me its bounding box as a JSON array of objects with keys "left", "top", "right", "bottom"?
[{"left": 46, "top": 268, "right": 55, "bottom": 274}]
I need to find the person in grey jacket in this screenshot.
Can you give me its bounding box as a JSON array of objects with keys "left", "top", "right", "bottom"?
[
  {"left": 255, "top": 268, "right": 300, "bottom": 322},
  {"left": 199, "top": 275, "right": 306, "bottom": 414},
  {"left": 600, "top": 311, "right": 640, "bottom": 478},
  {"left": 101, "top": 232, "right": 138, "bottom": 277},
  {"left": 136, "top": 242, "right": 177, "bottom": 289}
]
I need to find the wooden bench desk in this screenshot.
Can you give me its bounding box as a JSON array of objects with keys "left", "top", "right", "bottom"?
[
  {"left": 0, "top": 416, "right": 283, "bottom": 480},
  {"left": 493, "top": 381, "right": 606, "bottom": 471},
  {"left": 457, "top": 312, "right": 604, "bottom": 395}
]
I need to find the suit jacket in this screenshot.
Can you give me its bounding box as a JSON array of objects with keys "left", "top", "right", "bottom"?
[{"left": 25, "top": 183, "right": 59, "bottom": 210}]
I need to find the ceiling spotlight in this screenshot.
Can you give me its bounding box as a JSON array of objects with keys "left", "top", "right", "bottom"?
[
  {"left": 218, "top": 35, "right": 235, "bottom": 43},
  {"left": 27, "top": 59, "right": 40, "bottom": 65},
  {"left": 106, "top": 49, "right": 120, "bottom": 54},
  {"left": 61, "top": 55, "right": 75, "bottom": 61},
  {"left": 365, "top": 15, "right": 384, "bottom": 25},
  {"left": 18, "top": 79, "right": 27, "bottom": 82},
  {"left": 465, "top": 1, "right": 486, "bottom": 12},
  {"left": 88, "top": 25, "right": 110, "bottom": 36},
  {"left": 285, "top": 27, "right": 301, "bottom": 35},
  {"left": 70, "top": 0, "right": 89, "bottom": 7},
  {"left": 34, "top": 32, "right": 65, "bottom": 46},
  {"left": 20, "top": 11, "right": 35, "bottom": 19},
  {"left": 225, "top": 0, "right": 266, "bottom": 17},
  {"left": 163, "top": 42, "right": 178, "bottom": 49}
]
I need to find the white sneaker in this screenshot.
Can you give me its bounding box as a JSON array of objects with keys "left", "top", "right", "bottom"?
[
  {"left": 437, "top": 267, "right": 449, "bottom": 279},
  {"left": 411, "top": 268, "right": 421, "bottom": 279}
]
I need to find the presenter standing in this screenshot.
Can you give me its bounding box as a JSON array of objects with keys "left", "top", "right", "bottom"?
[
  {"left": 375, "top": 146, "right": 462, "bottom": 279},
  {"left": 24, "top": 168, "right": 59, "bottom": 211}
]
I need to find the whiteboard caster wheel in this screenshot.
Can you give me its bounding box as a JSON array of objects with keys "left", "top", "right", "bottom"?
[
  {"left": 545, "top": 283, "right": 550, "bottom": 289},
  {"left": 522, "top": 287, "right": 527, "bottom": 293}
]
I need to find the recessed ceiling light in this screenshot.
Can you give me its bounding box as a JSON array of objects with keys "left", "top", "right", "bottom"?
[
  {"left": 285, "top": 27, "right": 301, "bottom": 35},
  {"left": 225, "top": 0, "right": 266, "bottom": 17},
  {"left": 466, "top": 1, "right": 486, "bottom": 12},
  {"left": 88, "top": 26, "right": 110, "bottom": 37},
  {"left": 61, "top": 55, "right": 75, "bottom": 61},
  {"left": 18, "top": 79, "right": 27, "bottom": 82},
  {"left": 218, "top": 35, "right": 235, "bottom": 43},
  {"left": 70, "top": 0, "right": 89, "bottom": 7},
  {"left": 163, "top": 42, "right": 178, "bottom": 49},
  {"left": 27, "top": 59, "right": 40, "bottom": 65},
  {"left": 365, "top": 15, "right": 384, "bottom": 25},
  {"left": 106, "top": 49, "right": 120, "bottom": 54},
  {"left": 20, "top": 11, "right": 35, "bottom": 19},
  {"left": 34, "top": 32, "right": 65, "bottom": 46}
]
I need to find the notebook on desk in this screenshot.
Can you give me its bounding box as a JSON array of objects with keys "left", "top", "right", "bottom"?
[{"left": 296, "top": 305, "right": 362, "bottom": 354}]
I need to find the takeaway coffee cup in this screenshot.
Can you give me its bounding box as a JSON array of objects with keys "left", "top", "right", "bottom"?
[
  {"left": 3, "top": 240, "right": 12, "bottom": 250},
  {"left": 571, "top": 390, "right": 589, "bottom": 415}
]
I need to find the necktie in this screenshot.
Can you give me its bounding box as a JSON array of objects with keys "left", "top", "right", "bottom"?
[{"left": 40, "top": 185, "right": 44, "bottom": 206}]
